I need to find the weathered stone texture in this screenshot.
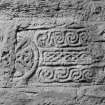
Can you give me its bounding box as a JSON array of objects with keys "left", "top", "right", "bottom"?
[{"left": 0, "top": 0, "right": 105, "bottom": 105}]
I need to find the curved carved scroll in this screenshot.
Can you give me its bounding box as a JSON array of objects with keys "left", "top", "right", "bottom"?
[
  {"left": 37, "top": 67, "right": 94, "bottom": 83},
  {"left": 65, "top": 30, "right": 79, "bottom": 45},
  {"left": 13, "top": 37, "right": 39, "bottom": 87},
  {"left": 37, "top": 28, "right": 91, "bottom": 48}
]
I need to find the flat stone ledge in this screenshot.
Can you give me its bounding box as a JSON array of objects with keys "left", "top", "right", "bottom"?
[{"left": 0, "top": 87, "right": 77, "bottom": 105}]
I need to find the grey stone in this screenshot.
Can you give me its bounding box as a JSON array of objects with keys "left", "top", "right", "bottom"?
[{"left": 0, "top": 0, "right": 105, "bottom": 105}]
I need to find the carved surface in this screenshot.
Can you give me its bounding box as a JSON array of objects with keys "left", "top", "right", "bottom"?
[
  {"left": 13, "top": 35, "right": 39, "bottom": 87},
  {"left": 37, "top": 28, "right": 91, "bottom": 48},
  {"left": 0, "top": 0, "right": 105, "bottom": 105},
  {"left": 37, "top": 67, "right": 94, "bottom": 83}
]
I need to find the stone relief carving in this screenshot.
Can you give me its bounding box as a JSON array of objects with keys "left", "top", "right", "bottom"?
[
  {"left": 1, "top": 0, "right": 105, "bottom": 105},
  {"left": 0, "top": 0, "right": 105, "bottom": 105},
  {"left": 0, "top": 21, "right": 104, "bottom": 86},
  {"left": 0, "top": 26, "right": 40, "bottom": 87},
  {"left": 37, "top": 67, "right": 93, "bottom": 83},
  {"left": 41, "top": 51, "right": 91, "bottom": 66},
  {"left": 0, "top": 21, "right": 104, "bottom": 88},
  {"left": 37, "top": 28, "right": 90, "bottom": 48},
  {"left": 13, "top": 36, "right": 39, "bottom": 86}
]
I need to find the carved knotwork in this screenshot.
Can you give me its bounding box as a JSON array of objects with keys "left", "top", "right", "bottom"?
[{"left": 12, "top": 36, "right": 39, "bottom": 86}]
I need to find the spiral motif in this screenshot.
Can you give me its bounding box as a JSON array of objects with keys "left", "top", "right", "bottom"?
[
  {"left": 79, "top": 31, "right": 89, "bottom": 43},
  {"left": 56, "top": 68, "right": 70, "bottom": 82},
  {"left": 38, "top": 69, "right": 55, "bottom": 83},
  {"left": 54, "top": 31, "right": 65, "bottom": 46},
  {"left": 66, "top": 31, "right": 79, "bottom": 45},
  {"left": 70, "top": 69, "right": 83, "bottom": 82},
  {"left": 82, "top": 69, "right": 93, "bottom": 81}
]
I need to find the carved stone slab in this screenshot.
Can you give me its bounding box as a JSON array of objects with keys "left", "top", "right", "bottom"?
[{"left": 0, "top": 0, "right": 105, "bottom": 105}]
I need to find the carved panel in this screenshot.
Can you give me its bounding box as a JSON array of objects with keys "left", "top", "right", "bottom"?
[
  {"left": 1, "top": 0, "right": 105, "bottom": 105},
  {"left": 37, "top": 28, "right": 91, "bottom": 48},
  {"left": 37, "top": 66, "right": 94, "bottom": 83},
  {"left": 41, "top": 51, "right": 92, "bottom": 66},
  {"left": 12, "top": 32, "right": 39, "bottom": 86},
  {"left": 1, "top": 22, "right": 103, "bottom": 86},
  {"left": 34, "top": 23, "right": 105, "bottom": 85},
  {"left": 0, "top": 18, "right": 105, "bottom": 87}
]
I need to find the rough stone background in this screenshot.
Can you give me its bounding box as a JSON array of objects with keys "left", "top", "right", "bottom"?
[{"left": 0, "top": 0, "right": 105, "bottom": 105}]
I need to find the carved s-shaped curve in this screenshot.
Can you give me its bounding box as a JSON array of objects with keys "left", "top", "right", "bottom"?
[{"left": 13, "top": 40, "right": 39, "bottom": 86}]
